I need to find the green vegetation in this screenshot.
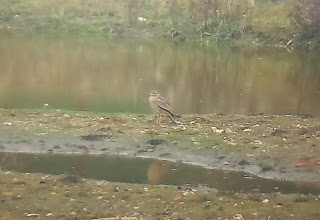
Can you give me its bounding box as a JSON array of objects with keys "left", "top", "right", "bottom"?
[
  {"left": 0, "top": 0, "right": 319, "bottom": 48},
  {"left": 293, "top": 195, "right": 310, "bottom": 203}
]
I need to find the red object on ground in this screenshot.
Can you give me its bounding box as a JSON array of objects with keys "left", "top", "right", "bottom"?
[{"left": 295, "top": 162, "right": 319, "bottom": 167}]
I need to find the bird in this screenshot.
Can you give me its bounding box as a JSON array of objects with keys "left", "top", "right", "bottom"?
[{"left": 148, "top": 90, "right": 176, "bottom": 124}]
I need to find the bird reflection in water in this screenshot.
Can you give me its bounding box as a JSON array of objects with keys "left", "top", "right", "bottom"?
[{"left": 148, "top": 160, "right": 171, "bottom": 185}]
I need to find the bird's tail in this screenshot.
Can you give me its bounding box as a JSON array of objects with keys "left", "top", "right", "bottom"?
[{"left": 168, "top": 113, "right": 179, "bottom": 124}]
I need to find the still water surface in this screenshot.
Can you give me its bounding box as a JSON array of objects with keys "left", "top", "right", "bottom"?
[
  {"left": 1, "top": 152, "right": 320, "bottom": 195},
  {"left": 0, "top": 32, "right": 320, "bottom": 114}
]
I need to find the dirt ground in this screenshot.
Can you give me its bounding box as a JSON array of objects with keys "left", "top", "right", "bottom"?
[
  {"left": 0, "top": 108, "right": 320, "bottom": 219},
  {"left": 1, "top": 108, "right": 319, "bottom": 182},
  {"left": 1, "top": 170, "right": 320, "bottom": 220}
]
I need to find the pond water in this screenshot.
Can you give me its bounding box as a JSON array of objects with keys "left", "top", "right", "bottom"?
[
  {"left": 0, "top": 32, "right": 320, "bottom": 115},
  {"left": 1, "top": 152, "right": 320, "bottom": 195}
]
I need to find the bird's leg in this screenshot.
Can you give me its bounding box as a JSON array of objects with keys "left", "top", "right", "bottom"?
[
  {"left": 158, "top": 113, "right": 162, "bottom": 124},
  {"left": 156, "top": 112, "right": 160, "bottom": 124}
]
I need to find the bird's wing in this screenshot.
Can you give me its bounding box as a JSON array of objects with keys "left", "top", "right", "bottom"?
[
  {"left": 156, "top": 97, "right": 170, "bottom": 109},
  {"left": 156, "top": 97, "right": 174, "bottom": 117},
  {"left": 157, "top": 103, "right": 174, "bottom": 117}
]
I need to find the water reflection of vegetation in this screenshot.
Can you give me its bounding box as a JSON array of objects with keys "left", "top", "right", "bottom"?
[
  {"left": 1, "top": 152, "right": 320, "bottom": 195},
  {"left": 0, "top": 32, "right": 319, "bottom": 114}
]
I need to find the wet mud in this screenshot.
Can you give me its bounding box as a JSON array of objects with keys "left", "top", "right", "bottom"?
[
  {"left": 0, "top": 108, "right": 319, "bottom": 182},
  {"left": 0, "top": 108, "right": 320, "bottom": 219}
]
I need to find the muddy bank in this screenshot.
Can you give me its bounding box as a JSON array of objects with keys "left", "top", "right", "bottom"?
[
  {"left": 1, "top": 108, "right": 320, "bottom": 219},
  {"left": 0, "top": 108, "right": 319, "bottom": 183},
  {"left": 1, "top": 170, "right": 320, "bottom": 219}
]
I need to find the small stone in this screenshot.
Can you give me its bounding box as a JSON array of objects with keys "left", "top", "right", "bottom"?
[
  {"left": 243, "top": 128, "right": 252, "bottom": 132},
  {"left": 233, "top": 213, "right": 244, "bottom": 219},
  {"left": 179, "top": 126, "right": 186, "bottom": 131},
  {"left": 3, "top": 122, "right": 13, "bottom": 126},
  {"left": 287, "top": 39, "right": 293, "bottom": 46},
  {"left": 225, "top": 128, "right": 232, "bottom": 134},
  {"left": 82, "top": 207, "right": 90, "bottom": 214},
  {"left": 211, "top": 126, "right": 217, "bottom": 132},
  {"left": 215, "top": 129, "right": 224, "bottom": 135},
  {"left": 254, "top": 140, "right": 262, "bottom": 145},
  {"left": 171, "top": 126, "right": 180, "bottom": 131},
  {"left": 25, "top": 213, "right": 40, "bottom": 217},
  {"left": 182, "top": 191, "right": 190, "bottom": 197},
  {"left": 122, "top": 217, "right": 138, "bottom": 220},
  {"left": 173, "top": 194, "right": 183, "bottom": 201},
  {"left": 147, "top": 139, "right": 165, "bottom": 146},
  {"left": 238, "top": 159, "right": 250, "bottom": 165},
  {"left": 298, "top": 127, "right": 309, "bottom": 135},
  {"left": 262, "top": 199, "right": 269, "bottom": 203},
  {"left": 46, "top": 213, "right": 53, "bottom": 217},
  {"left": 137, "top": 16, "right": 147, "bottom": 22},
  {"left": 230, "top": 141, "right": 237, "bottom": 146},
  {"left": 273, "top": 204, "right": 282, "bottom": 208},
  {"left": 223, "top": 162, "right": 230, "bottom": 165},
  {"left": 252, "top": 213, "right": 258, "bottom": 217}
]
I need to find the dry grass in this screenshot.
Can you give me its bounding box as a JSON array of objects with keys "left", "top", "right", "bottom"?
[{"left": 0, "top": 0, "right": 317, "bottom": 46}]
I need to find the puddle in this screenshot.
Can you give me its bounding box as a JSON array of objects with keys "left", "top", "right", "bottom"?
[{"left": 0, "top": 152, "right": 319, "bottom": 195}]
